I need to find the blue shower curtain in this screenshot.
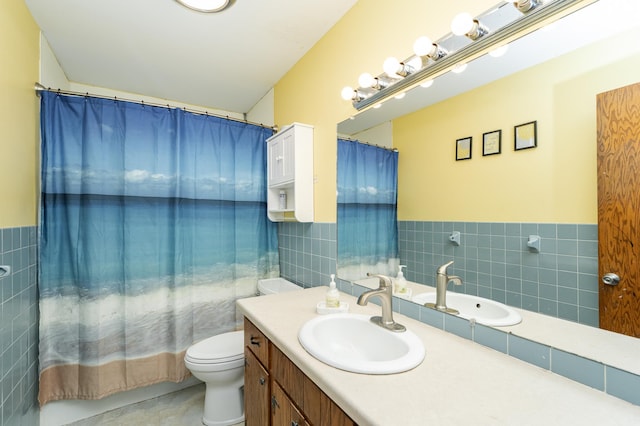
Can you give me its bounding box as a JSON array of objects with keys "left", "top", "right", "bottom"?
[
  {"left": 337, "top": 139, "right": 399, "bottom": 281},
  {"left": 38, "top": 92, "right": 279, "bottom": 404}
]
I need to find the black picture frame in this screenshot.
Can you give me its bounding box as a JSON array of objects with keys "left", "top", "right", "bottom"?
[
  {"left": 482, "top": 129, "right": 502, "bottom": 156},
  {"left": 456, "top": 137, "right": 472, "bottom": 161},
  {"left": 514, "top": 121, "right": 537, "bottom": 151}
]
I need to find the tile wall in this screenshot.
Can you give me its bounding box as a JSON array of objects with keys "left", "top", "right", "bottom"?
[
  {"left": 277, "top": 222, "right": 337, "bottom": 288},
  {"left": 276, "top": 219, "right": 640, "bottom": 407},
  {"left": 398, "top": 221, "right": 599, "bottom": 327},
  {"left": 0, "top": 226, "right": 39, "bottom": 426}
]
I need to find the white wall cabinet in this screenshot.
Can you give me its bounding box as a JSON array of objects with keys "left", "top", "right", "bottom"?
[{"left": 266, "top": 123, "right": 313, "bottom": 222}]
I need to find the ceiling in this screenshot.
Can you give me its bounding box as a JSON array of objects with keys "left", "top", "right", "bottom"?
[{"left": 24, "top": 0, "right": 357, "bottom": 114}]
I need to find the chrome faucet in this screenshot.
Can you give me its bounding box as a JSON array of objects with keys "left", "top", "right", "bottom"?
[
  {"left": 357, "top": 273, "right": 406, "bottom": 332},
  {"left": 424, "top": 261, "right": 463, "bottom": 314}
]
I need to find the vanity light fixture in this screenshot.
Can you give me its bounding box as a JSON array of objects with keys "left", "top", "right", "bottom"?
[
  {"left": 451, "top": 12, "right": 489, "bottom": 40},
  {"left": 413, "top": 36, "right": 448, "bottom": 61},
  {"left": 383, "top": 57, "right": 416, "bottom": 78},
  {"left": 341, "top": 87, "right": 369, "bottom": 102},
  {"left": 358, "top": 73, "right": 389, "bottom": 90},
  {"left": 514, "top": 0, "right": 543, "bottom": 13},
  {"left": 341, "top": 0, "right": 594, "bottom": 112},
  {"left": 175, "top": 0, "right": 231, "bottom": 13}
]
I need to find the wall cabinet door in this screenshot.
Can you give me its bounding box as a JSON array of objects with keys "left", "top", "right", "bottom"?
[
  {"left": 268, "top": 130, "right": 295, "bottom": 186},
  {"left": 245, "top": 348, "right": 270, "bottom": 426}
]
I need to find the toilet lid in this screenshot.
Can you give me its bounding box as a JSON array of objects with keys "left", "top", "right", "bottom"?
[{"left": 186, "top": 330, "right": 244, "bottom": 363}]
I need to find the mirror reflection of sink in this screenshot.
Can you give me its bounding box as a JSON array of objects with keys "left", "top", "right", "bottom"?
[
  {"left": 413, "top": 292, "right": 522, "bottom": 327},
  {"left": 298, "top": 313, "right": 425, "bottom": 374}
]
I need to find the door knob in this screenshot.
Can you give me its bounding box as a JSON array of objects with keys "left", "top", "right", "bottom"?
[{"left": 602, "top": 273, "right": 620, "bottom": 286}]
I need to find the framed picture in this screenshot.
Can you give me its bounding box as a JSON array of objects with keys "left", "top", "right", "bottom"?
[
  {"left": 482, "top": 129, "right": 501, "bottom": 156},
  {"left": 514, "top": 121, "right": 537, "bottom": 151},
  {"left": 456, "top": 136, "right": 472, "bottom": 161}
]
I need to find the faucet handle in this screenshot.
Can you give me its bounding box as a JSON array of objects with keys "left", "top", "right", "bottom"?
[
  {"left": 436, "top": 260, "right": 455, "bottom": 275},
  {"left": 366, "top": 273, "right": 392, "bottom": 288}
]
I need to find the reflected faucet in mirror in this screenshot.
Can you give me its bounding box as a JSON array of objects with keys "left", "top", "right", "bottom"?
[
  {"left": 424, "top": 261, "right": 463, "bottom": 314},
  {"left": 357, "top": 273, "right": 406, "bottom": 332}
]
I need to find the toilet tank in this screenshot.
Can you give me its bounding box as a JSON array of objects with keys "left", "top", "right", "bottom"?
[{"left": 258, "top": 278, "right": 302, "bottom": 295}]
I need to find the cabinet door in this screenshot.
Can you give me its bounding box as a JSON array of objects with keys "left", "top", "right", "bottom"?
[
  {"left": 321, "top": 392, "right": 356, "bottom": 426},
  {"left": 272, "top": 380, "right": 309, "bottom": 426},
  {"left": 268, "top": 130, "right": 295, "bottom": 186},
  {"left": 271, "top": 344, "right": 304, "bottom": 407},
  {"left": 245, "top": 348, "right": 270, "bottom": 426}
]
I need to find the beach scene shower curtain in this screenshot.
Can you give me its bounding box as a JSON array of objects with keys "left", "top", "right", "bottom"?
[
  {"left": 337, "top": 139, "right": 399, "bottom": 281},
  {"left": 38, "top": 92, "right": 279, "bottom": 404}
]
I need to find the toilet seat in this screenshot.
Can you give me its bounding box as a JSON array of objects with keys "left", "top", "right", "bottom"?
[{"left": 186, "top": 330, "right": 244, "bottom": 364}]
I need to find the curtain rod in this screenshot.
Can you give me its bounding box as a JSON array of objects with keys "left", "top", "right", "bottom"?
[
  {"left": 34, "top": 82, "right": 277, "bottom": 131},
  {"left": 339, "top": 136, "right": 398, "bottom": 153}
]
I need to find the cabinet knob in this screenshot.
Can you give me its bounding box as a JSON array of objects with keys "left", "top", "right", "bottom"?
[
  {"left": 259, "top": 377, "right": 265, "bottom": 385},
  {"left": 250, "top": 336, "right": 261, "bottom": 347},
  {"left": 291, "top": 422, "right": 299, "bottom": 426}
]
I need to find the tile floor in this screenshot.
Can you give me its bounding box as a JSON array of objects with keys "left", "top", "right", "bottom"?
[{"left": 67, "top": 384, "right": 244, "bottom": 426}]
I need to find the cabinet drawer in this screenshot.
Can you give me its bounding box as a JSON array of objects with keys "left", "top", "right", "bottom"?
[{"left": 244, "top": 318, "right": 269, "bottom": 367}]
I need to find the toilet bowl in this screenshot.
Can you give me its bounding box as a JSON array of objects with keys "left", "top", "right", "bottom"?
[
  {"left": 185, "top": 277, "right": 301, "bottom": 425},
  {"left": 184, "top": 330, "right": 245, "bottom": 426}
]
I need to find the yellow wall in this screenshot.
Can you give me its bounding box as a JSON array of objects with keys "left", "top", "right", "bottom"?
[
  {"left": 395, "top": 27, "right": 640, "bottom": 223},
  {"left": 0, "top": 0, "right": 40, "bottom": 227},
  {"left": 275, "top": 0, "right": 640, "bottom": 225},
  {"left": 274, "top": 0, "right": 498, "bottom": 222}
]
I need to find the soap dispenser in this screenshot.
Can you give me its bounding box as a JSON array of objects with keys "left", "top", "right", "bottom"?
[
  {"left": 326, "top": 274, "right": 340, "bottom": 308},
  {"left": 395, "top": 265, "right": 408, "bottom": 294}
]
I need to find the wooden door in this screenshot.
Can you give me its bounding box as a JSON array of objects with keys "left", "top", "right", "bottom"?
[{"left": 597, "top": 82, "right": 640, "bottom": 337}]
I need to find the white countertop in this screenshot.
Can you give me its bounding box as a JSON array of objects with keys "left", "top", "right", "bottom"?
[
  {"left": 358, "top": 277, "right": 640, "bottom": 376},
  {"left": 237, "top": 287, "right": 640, "bottom": 426}
]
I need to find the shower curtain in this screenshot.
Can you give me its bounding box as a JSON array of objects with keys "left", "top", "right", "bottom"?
[
  {"left": 337, "top": 139, "right": 399, "bottom": 281},
  {"left": 38, "top": 91, "right": 279, "bottom": 405}
]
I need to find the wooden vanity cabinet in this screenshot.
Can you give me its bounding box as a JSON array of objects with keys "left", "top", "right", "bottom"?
[{"left": 244, "top": 318, "right": 356, "bottom": 426}]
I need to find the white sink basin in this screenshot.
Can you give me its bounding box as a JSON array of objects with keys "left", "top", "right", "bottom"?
[
  {"left": 298, "top": 313, "right": 425, "bottom": 374},
  {"left": 413, "top": 292, "right": 522, "bottom": 327}
]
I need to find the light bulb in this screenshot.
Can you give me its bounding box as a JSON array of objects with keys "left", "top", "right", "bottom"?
[
  {"left": 489, "top": 44, "right": 509, "bottom": 58},
  {"left": 341, "top": 86, "right": 355, "bottom": 101},
  {"left": 451, "top": 12, "right": 474, "bottom": 36},
  {"left": 176, "top": 0, "right": 230, "bottom": 13},
  {"left": 358, "top": 73, "right": 375, "bottom": 88},
  {"left": 452, "top": 63, "right": 468, "bottom": 74},
  {"left": 383, "top": 57, "right": 401, "bottom": 77},
  {"left": 405, "top": 56, "right": 423, "bottom": 72},
  {"left": 413, "top": 36, "right": 434, "bottom": 57},
  {"left": 420, "top": 79, "right": 434, "bottom": 88}
]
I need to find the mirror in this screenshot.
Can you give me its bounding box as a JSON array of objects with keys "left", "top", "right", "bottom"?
[{"left": 337, "top": 0, "right": 640, "bottom": 336}]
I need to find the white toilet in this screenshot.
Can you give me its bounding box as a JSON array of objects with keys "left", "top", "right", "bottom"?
[{"left": 185, "top": 277, "right": 302, "bottom": 425}]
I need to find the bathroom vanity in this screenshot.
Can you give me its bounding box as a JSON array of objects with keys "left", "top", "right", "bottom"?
[
  {"left": 238, "top": 287, "right": 640, "bottom": 425},
  {"left": 243, "top": 317, "right": 354, "bottom": 425}
]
